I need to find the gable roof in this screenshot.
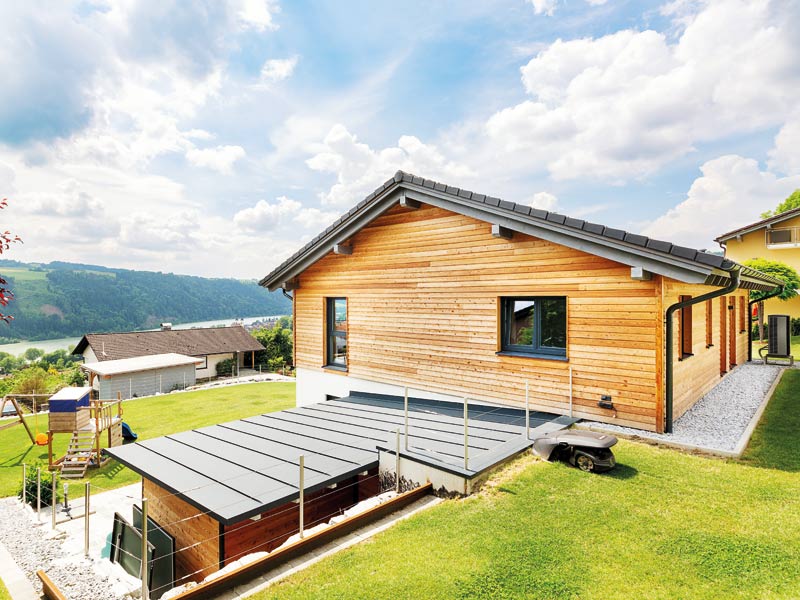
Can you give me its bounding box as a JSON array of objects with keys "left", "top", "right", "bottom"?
[
  {"left": 260, "top": 171, "right": 782, "bottom": 293},
  {"left": 81, "top": 353, "right": 204, "bottom": 376},
  {"left": 73, "top": 326, "right": 264, "bottom": 361},
  {"left": 715, "top": 206, "right": 800, "bottom": 243}
]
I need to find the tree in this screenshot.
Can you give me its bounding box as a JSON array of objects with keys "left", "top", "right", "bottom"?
[
  {"left": 0, "top": 199, "right": 23, "bottom": 323},
  {"left": 760, "top": 189, "right": 800, "bottom": 219},
  {"left": 251, "top": 326, "right": 293, "bottom": 370},
  {"left": 744, "top": 258, "right": 800, "bottom": 341},
  {"left": 23, "top": 347, "right": 44, "bottom": 363}
]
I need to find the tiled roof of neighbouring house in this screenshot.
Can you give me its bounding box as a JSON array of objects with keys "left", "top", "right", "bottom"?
[{"left": 73, "top": 326, "right": 264, "bottom": 361}]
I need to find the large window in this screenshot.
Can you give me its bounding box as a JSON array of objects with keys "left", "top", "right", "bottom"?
[
  {"left": 326, "top": 297, "right": 348, "bottom": 368},
  {"left": 501, "top": 297, "right": 567, "bottom": 358}
]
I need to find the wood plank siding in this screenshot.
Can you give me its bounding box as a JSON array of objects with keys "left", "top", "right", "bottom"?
[
  {"left": 293, "top": 204, "right": 752, "bottom": 433},
  {"left": 143, "top": 479, "right": 221, "bottom": 586},
  {"left": 664, "top": 282, "right": 749, "bottom": 419}
]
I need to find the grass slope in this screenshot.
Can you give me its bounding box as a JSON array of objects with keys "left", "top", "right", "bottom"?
[
  {"left": 256, "top": 372, "right": 800, "bottom": 600},
  {"left": 0, "top": 382, "right": 295, "bottom": 498}
]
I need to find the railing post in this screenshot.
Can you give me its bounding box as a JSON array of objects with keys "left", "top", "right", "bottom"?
[
  {"left": 84, "top": 483, "right": 90, "bottom": 557},
  {"left": 51, "top": 472, "right": 56, "bottom": 529},
  {"left": 463, "top": 398, "right": 469, "bottom": 471},
  {"left": 404, "top": 387, "right": 409, "bottom": 451},
  {"left": 395, "top": 429, "right": 401, "bottom": 493},
  {"left": 298, "top": 455, "right": 305, "bottom": 539},
  {"left": 569, "top": 367, "right": 574, "bottom": 418},
  {"left": 141, "top": 497, "right": 149, "bottom": 600},
  {"left": 36, "top": 467, "right": 41, "bottom": 520},
  {"left": 21, "top": 463, "right": 26, "bottom": 506},
  {"left": 525, "top": 381, "right": 530, "bottom": 439}
]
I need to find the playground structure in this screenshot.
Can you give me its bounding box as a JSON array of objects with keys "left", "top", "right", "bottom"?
[
  {"left": 0, "top": 395, "right": 35, "bottom": 444},
  {"left": 46, "top": 386, "right": 124, "bottom": 479}
]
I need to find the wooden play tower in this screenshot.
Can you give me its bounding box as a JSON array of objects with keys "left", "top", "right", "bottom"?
[{"left": 47, "top": 387, "right": 124, "bottom": 479}]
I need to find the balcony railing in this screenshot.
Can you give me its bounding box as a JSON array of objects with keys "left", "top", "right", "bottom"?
[{"left": 766, "top": 226, "right": 800, "bottom": 248}]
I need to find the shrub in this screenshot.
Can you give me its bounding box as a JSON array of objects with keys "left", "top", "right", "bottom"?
[
  {"left": 19, "top": 466, "right": 59, "bottom": 507},
  {"left": 216, "top": 357, "right": 237, "bottom": 377}
]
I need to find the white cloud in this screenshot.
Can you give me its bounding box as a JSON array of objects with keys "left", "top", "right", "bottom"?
[
  {"left": 483, "top": 0, "right": 800, "bottom": 181},
  {"left": 529, "top": 0, "right": 608, "bottom": 16},
  {"left": 641, "top": 155, "right": 800, "bottom": 250},
  {"left": 529, "top": 191, "right": 559, "bottom": 210},
  {"left": 233, "top": 196, "right": 338, "bottom": 233},
  {"left": 307, "top": 124, "right": 473, "bottom": 206},
  {"left": 234, "top": 0, "right": 279, "bottom": 31},
  {"left": 185, "top": 145, "right": 246, "bottom": 174},
  {"left": 768, "top": 112, "right": 800, "bottom": 176},
  {"left": 529, "top": 0, "right": 557, "bottom": 16},
  {"left": 260, "top": 56, "right": 298, "bottom": 82}
]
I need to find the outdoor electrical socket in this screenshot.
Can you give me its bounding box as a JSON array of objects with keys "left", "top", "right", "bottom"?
[{"left": 598, "top": 396, "right": 614, "bottom": 409}]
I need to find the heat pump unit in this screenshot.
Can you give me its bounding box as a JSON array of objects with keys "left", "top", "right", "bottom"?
[{"left": 768, "top": 314, "right": 791, "bottom": 357}]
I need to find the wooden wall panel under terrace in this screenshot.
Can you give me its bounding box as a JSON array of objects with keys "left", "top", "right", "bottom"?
[
  {"left": 665, "top": 282, "right": 750, "bottom": 420},
  {"left": 143, "top": 479, "right": 220, "bottom": 586},
  {"left": 294, "top": 204, "right": 665, "bottom": 430},
  {"left": 221, "top": 473, "right": 373, "bottom": 566}
]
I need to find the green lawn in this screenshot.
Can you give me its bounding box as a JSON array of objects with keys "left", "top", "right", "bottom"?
[
  {"left": 0, "top": 382, "right": 295, "bottom": 498},
  {"left": 256, "top": 372, "right": 800, "bottom": 600},
  {"left": 0, "top": 577, "right": 9, "bottom": 600}
]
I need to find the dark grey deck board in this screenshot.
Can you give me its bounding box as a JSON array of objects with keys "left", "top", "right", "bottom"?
[
  {"left": 305, "top": 402, "right": 513, "bottom": 443},
  {"left": 106, "top": 392, "right": 571, "bottom": 525}
]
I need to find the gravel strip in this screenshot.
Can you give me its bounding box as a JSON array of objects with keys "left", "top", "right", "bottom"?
[
  {"left": 584, "top": 363, "right": 783, "bottom": 452},
  {"left": 0, "top": 499, "right": 129, "bottom": 600}
]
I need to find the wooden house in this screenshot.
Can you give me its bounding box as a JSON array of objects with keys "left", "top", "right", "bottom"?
[{"left": 260, "top": 172, "right": 782, "bottom": 433}]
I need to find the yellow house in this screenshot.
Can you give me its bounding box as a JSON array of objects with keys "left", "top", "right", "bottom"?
[{"left": 716, "top": 207, "right": 800, "bottom": 319}]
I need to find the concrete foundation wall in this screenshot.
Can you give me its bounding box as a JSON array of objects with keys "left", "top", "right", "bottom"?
[{"left": 98, "top": 364, "right": 197, "bottom": 400}]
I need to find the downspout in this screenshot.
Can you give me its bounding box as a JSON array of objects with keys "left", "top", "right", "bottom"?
[
  {"left": 664, "top": 266, "right": 741, "bottom": 433},
  {"left": 747, "top": 284, "right": 784, "bottom": 363},
  {"left": 282, "top": 289, "right": 294, "bottom": 302}
]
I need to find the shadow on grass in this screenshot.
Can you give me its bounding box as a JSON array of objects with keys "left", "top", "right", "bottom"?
[
  {"left": 740, "top": 369, "right": 800, "bottom": 472},
  {"left": 606, "top": 463, "right": 638, "bottom": 480}
]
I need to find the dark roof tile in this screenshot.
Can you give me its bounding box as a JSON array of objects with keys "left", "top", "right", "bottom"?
[
  {"left": 695, "top": 252, "right": 725, "bottom": 267},
  {"left": 564, "top": 217, "right": 585, "bottom": 229},
  {"left": 546, "top": 213, "right": 567, "bottom": 225},
  {"left": 582, "top": 222, "right": 605, "bottom": 235},
  {"left": 458, "top": 189, "right": 472, "bottom": 199},
  {"left": 411, "top": 176, "right": 424, "bottom": 185},
  {"left": 514, "top": 204, "right": 532, "bottom": 216},
  {"left": 485, "top": 196, "right": 501, "bottom": 207},
  {"left": 670, "top": 245, "right": 697, "bottom": 260},
  {"left": 530, "top": 208, "right": 549, "bottom": 219},
  {"left": 499, "top": 200, "right": 516, "bottom": 211},
  {"left": 646, "top": 239, "right": 672, "bottom": 252},
  {"left": 434, "top": 182, "right": 447, "bottom": 192},
  {"left": 624, "top": 233, "right": 648, "bottom": 246},
  {"left": 603, "top": 227, "right": 626, "bottom": 240},
  {"left": 472, "top": 193, "right": 487, "bottom": 202}
]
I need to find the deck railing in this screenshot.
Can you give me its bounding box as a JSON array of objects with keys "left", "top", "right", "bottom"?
[{"left": 90, "top": 399, "right": 122, "bottom": 431}]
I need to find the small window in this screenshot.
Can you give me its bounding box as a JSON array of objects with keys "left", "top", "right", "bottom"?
[
  {"left": 501, "top": 297, "right": 567, "bottom": 358},
  {"left": 705, "top": 299, "right": 713, "bottom": 348},
  {"left": 326, "top": 298, "right": 347, "bottom": 368},
  {"left": 739, "top": 296, "right": 747, "bottom": 333},
  {"left": 679, "top": 295, "right": 693, "bottom": 359},
  {"left": 767, "top": 228, "right": 792, "bottom": 245}
]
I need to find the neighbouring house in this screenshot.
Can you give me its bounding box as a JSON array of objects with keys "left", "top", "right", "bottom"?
[
  {"left": 259, "top": 171, "right": 782, "bottom": 433},
  {"left": 82, "top": 353, "right": 203, "bottom": 399},
  {"left": 73, "top": 325, "right": 265, "bottom": 380},
  {"left": 716, "top": 208, "right": 800, "bottom": 319}
]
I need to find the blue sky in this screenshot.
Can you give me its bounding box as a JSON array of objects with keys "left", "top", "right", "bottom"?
[{"left": 1, "top": 0, "right": 799, "bottom": 277}]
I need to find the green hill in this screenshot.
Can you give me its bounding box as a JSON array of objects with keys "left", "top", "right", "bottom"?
[{"left": 0, "top": 260, "right": 290, "bottom": 342}]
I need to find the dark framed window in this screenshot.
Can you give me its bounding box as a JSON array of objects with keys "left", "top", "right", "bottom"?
[
  {"left": 326, "top": 297, "right": 347, "bottom": 368},
  {"left": 679, "top": 295, "right": 693, "bottom": 359},
  {"left": 500, "top": 297, "right": 567, "bottom": 358}
]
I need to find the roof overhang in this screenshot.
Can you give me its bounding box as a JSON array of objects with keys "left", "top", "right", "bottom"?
[
  {"left": 716, "top": 207, "right": 800, "bottom": 244},
  {"left": 261, "top": 178, "right": 782, "bottom": 293}
]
